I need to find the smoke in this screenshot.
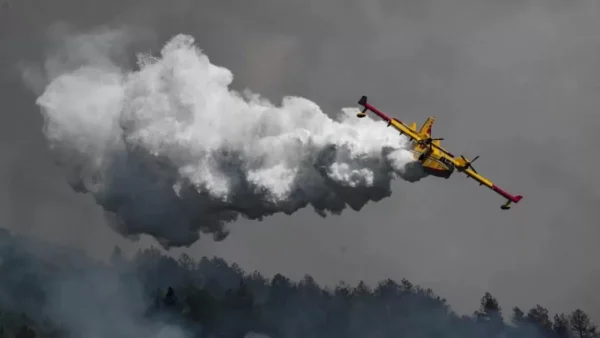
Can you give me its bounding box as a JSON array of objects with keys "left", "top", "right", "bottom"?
[
  {"left": 29, "top": 29, "right": 426, "bottom": 248},
  {"left": 0, "top": 229, "right": 193, "bottom": 338},
  {"left": 43, "top": 264, "right": 191, "bottom": 338}
]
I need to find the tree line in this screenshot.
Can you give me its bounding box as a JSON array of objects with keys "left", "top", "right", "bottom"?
[{"left": 0, "top": 229, "right": 597, "bottom": 338}]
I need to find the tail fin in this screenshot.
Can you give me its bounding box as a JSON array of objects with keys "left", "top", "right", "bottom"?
[{"left": 419, "top": 117, "right": 435, "bottom": 136}]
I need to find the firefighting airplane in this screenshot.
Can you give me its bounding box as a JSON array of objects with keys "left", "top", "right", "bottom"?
[{"left": 356, "top": 95, "right": 523, "bottom": 210}]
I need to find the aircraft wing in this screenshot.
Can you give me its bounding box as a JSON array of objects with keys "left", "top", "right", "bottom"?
[
  {"left": 449, "top": 156, "right": 523, "bottom": 210},
  {"left": 356, "top": 96, "right": 425, "bottom": 142}
]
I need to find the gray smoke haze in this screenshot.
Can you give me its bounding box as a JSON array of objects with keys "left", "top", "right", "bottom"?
[
  {"left": 2, "top": 0, "right": 600, "bottom": 321},
  {"left": 0, "top": 229, "right": 192, "bottom": 338},
  {"left": 25, "top": 28, "right": 425, "bottom": 248},
  {"left": 43, "top": 265, "right": 190, "bottom": 338}
]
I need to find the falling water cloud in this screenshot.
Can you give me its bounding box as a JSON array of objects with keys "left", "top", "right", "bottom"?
[{"left": 32, "top": 31, "right": 427, "bottom": 248}]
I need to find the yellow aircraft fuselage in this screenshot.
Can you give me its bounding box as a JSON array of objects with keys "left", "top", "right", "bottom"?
[{"left": 404, "top": 119, "right": 456, "bottom": 179}]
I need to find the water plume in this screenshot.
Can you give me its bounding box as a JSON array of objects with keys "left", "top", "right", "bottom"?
[{"left": 31, "top": 31, "right": 426, "bottom": 248}]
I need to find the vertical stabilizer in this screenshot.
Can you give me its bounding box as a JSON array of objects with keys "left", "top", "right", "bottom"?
[{"left": 419, "top": 117, "right": 435, "bottom": 136}]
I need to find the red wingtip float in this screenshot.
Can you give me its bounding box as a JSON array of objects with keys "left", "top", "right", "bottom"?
[{"left": 356, "top": 95, "right": 523, "bottom": 210}]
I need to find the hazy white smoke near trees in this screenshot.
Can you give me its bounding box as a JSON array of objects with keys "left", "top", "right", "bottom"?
[{"left": 31, "top": 31, "right": 425, "bottom": 248}]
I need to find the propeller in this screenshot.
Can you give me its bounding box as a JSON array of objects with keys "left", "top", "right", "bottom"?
[
  {"left": 460, "top": 155, "right": 479, "bottom": 173},
  {"left": 418, "top": 137, "right": 444, "bottom": 148}
]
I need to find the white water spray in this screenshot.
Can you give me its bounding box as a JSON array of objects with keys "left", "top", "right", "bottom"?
[{"left": 32, "top": 32, "right": 426, "bottom": 248}]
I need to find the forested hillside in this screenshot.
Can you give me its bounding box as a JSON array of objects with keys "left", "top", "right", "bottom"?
[{"left": 0, "top": 228, "right": 596, "bottom": 338}]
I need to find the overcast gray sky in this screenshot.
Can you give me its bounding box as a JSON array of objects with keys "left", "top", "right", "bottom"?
[{"left": 2, "top": 0, "right": 600, "bottom": 319}]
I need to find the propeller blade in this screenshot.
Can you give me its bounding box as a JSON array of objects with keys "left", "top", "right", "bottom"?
[
  {"left": 459, "top": 155, "right": 479, "bottom": 173},
  {"left": 470, "top": 156, "right": 480, "bottom": 172}
]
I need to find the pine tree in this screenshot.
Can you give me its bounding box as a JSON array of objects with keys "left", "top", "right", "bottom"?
[
  {"left": 570, "top": 309, "right": 597, "bottom": 338},
  {"left": 553, "top": 313, "right": 570, "bottom": 338},
  {"left": 511, "top": 307, "right": 525, "bottom": 326}
]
